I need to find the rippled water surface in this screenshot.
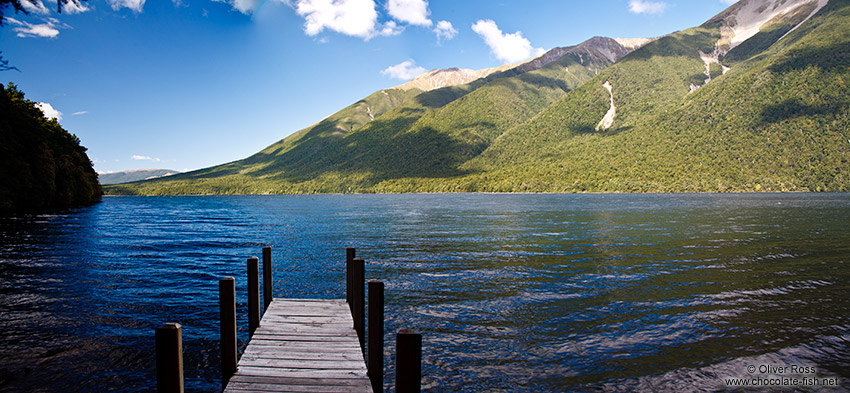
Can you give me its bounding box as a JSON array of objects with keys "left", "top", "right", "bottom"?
[{"left": 1, "top": 194, "right": 849, "bottom": 392}]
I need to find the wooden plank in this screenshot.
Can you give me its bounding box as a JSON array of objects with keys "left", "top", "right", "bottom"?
[
  {"left": 226, "top": 383, "right": 372, "bottom": 393},
  {"left": 242, "top": 349, "right": 364, "bottom": 361},
  {"left": 250, "top": 335, "right": 360, "bottom": 343},
  {"left": 238, "top": 358, "right": 367, "bottom": 370},
  {"left": 228, "top": 375, "right": 372, "bottom": 387},
  {"left": 224, "top": 298, "right": 373, "bottom": 393},
  {"left": 231, "top": 366, "right": 368, "bottom": 379}
]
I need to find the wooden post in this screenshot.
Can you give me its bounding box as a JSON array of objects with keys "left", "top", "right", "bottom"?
[
  {"left": 219, "top": 277, "right": 237, "bottom": 389},
  {"left": 346, "top": 247, "right": 355, "bottom": 309},
  {"left": 367, "top": 280, "right": 384, "bottom": 393},
  {"left": 262, "top": 246, "right": 272, "bottom": 311},
  {"left": 395, "top": 328, "right": 422, "bottom": 393},
  {"left": 352, "top": 257, "right": 365, "bottom": 352},
  {"left": 248, "top": 257, "right": 260, "bottom": 337},
  {"left": 155, "top": 323, "right": 184, "bottom": 393}
]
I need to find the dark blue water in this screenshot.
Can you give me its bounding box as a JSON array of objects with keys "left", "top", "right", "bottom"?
[{"left": 1, "top": 194, "right": 849, "bottom": 392}]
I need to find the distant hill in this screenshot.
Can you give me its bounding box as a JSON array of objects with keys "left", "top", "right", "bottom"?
[
  {"left": 1, "top": 83, "right": 102, "bottom": 212},
  {"left": 99, "top": 169, "right": 180, "bottom": 185},
  {"left": 106, "top": 0, "right": 850, "bottom": 195}
]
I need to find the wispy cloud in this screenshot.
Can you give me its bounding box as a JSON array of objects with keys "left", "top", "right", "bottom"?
[
  {"left": 21, "top": 0, "right": 50, "bottom": 14},
  {"left": 72, "top": 111, "right": 89, "bottom": 116},
  {"left": 108, "top": 0, "right": 146, "bottom": 13},
  {"left": 628, "top": 0, "right": 667, "bottom": 15},
  {"left": 719, "top": 0, "right": 738, "bottom": 4},
  {"left": 433, "top": 20, "right": 457, "bottom": 43},
  {"left": 472, "top": 19, "right": 544, "bottom": 63},
  {"left": 386, "top": 0, "right": 431, "bottom": 26},
  {"left": 132, "top": 155, "right": 162, "bottom": 162},
  {"left": 230, "top": 0, "right": 263, "bottom": 14},
  {"left": 5, "top": 17, "right": 67, "bottom": 39},
  {"left": 378, "top": 20, "right": 404, "bottom": 36},
  {"left": 63, "top": 1, "right": 90, "bottom": 13},
  {"left": 36, "top": 102, "right": 62, "bottom": 120},
  {"left": 381, "top": 59, "right": 426, "bottom": 80}
]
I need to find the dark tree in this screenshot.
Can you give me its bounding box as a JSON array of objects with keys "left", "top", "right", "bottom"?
[
  {"left": 1, "top": 0, "right": 86, "bottom": 20},
  {"left": 0, "top": 82, "right": 102, "bottom": 213}
]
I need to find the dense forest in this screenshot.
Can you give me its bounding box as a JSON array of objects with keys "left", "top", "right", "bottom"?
[{"left": 0, "top": 82, "right": 101, "bottom": 213}]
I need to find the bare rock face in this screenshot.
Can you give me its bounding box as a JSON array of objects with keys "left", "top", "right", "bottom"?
[
  {"left": 392, "top": 36, "right": 647, "bottom": 93},
  {"left": 514, "top": 36, "right": 638, "bottom": 74},
  {"left": 706, "top": 0, "right": 829, "bottom": 51},
  {"left": 393, "top": 64, "right": 517, "bottom": 92}
]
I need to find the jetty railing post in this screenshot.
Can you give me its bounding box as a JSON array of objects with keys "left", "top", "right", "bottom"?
[
  {"left": 352, "top": 257, "right": 365, "bottom": 352},
  {"left": 155, "top": 323, "right": 184, "bottom": 393},
  {"left": 219, "top": 277, "right": 237, "bottom": 389},
  {"left": 367, "top": 280, "right": 384, "bottom": 393},
  {"left": 396, "top": 328, "right": 422, "bottom": 393},
  {"left": 248, "top": 257, "right": 260, "bottom": 337},
  {"left": 262, "top": 246, "right": 272, "bottom": 311},
  {"left": 346, "top": 247, "right": 356, "bottom": 311}
]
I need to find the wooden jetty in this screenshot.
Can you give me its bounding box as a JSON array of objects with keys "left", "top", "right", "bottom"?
[
  {"left": 223, "top": 298, "right": 372, "bottom": 392},
  {"left": 155, "top": 247, "right": 422, "bottom": 393}
]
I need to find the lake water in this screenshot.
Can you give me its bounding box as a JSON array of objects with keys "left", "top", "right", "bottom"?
[{"left": 1, "top": 193, "right": 849, "bottom": 392}]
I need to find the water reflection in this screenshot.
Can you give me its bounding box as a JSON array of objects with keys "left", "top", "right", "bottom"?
[{"left": 0, "top": 194, "right": 849, "bottom": 391}]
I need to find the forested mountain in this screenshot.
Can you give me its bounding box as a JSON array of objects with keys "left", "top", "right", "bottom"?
[
  {"left": 1, "top": 83, "right": 102, "bottom": 212},
  {"left": 99, "top": 169, "right": 180, "bottom": 185},
  {"left": 107, "top": 0, "right": 849, "bottom": 195}
]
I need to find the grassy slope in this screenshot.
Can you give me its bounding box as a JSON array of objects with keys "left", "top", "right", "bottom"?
[
  {"left": 108, "top": 1, "right": 850, "bottom": 195},
  {"left": 107, "top": 47, "right": 614, "bottom": 195},
  {"left": 401, "top": 0, "right": 849, "bottom": 193}
]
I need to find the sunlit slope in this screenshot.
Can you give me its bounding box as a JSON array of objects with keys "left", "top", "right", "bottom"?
[
  {"left": 444, "top": 0, "right": 849, "bottom": 192},
  {"left": 106, "top": 0, "right": 850, "bottom": 195},
  {"left": 106, "top": 38, "right": 622, "bottom": 194}
]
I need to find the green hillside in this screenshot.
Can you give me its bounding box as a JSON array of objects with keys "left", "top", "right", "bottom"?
[
  {"left": 107, "top": 38, "right": 622, "bottom": 195},
  {"left": 99, "top": 169, "right": 180, "bottom": 185},
  {"left": 1, "top": 83, "right": 102, "bottom": 212},
  {"left": 106, "top": 0, "right": 850, "bottom": 195},
  {"left": 443, "top": 0, "right": 850, "bottom": 193}
]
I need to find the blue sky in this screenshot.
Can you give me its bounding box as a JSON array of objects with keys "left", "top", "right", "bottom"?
[{"left": 2, "top": 0, "right": 737, "bottom": 173}]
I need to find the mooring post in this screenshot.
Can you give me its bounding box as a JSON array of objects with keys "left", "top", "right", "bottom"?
[
  {"left": 396, "top": 328, "right": 422, "bottom": 393},
  {"left": 352, "top": 257, "right": 365, "bottom": 351},
  {"left": 155, "top": 323, "right": 184, "bottom": 393},
  {"left": 262, "top": 246, "right": 273, "bottom": 311},
  {"left": 248, "top": 257, "right": 260, "bottom": 337},
  {"left": 367, "top": 280, "right": 384, "bottom": 393},
  {"left": 346, "top": 247, "right": 356, "bottom": 310},
  {"left": 219, "top": 277, "right": 237, "bottom": 389}
]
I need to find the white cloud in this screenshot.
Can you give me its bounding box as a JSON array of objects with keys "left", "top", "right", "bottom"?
[
  {"left": 720, "top": 0, "right": 738, "bottom": 4},
  {"left": 378, "top": 20, "right": 404, "bottom": 36},
  {"left": 228, "top": 0, "right": 262, "bottom": 14},
  {"left": 381, "top": 59, "right": 427, "bottom": 80},
  {"left": 295, "top": 0, "right": 379, "bottom": 39},
  {"left": 72, "top": 111, "right": 89, "bottom": 116},
  {"left": 433, "top": 20, "right": 456, "bottom": 42},
  {"left": 628, "top": 0, "right": 667, "bottom": 14},
  {"left": 36, "top": 102, "right": 63, "bottom": 120},
  {"left": 63, "top": 1, "right": 90, "bottom": 13},
  {"left": 132, "top": 155, "right": 162, "bottom": 162},
  {"left": 386, "top": 0, "right": 431, "bottom": 26},
  {"left": 471, "top": 19, "right": 544, "bottom": 63},
  {"left": 108, "top": 0, "right": 146, "bottom": 12},
  {"left": 22, "top": 0, "right": 50, "bottom": 14},
  {"left": 5, "top": 17, "right": 62, "bottom": 38}
]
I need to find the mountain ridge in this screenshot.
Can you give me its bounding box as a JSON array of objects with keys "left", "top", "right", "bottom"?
[{"left": 105, "top": 0, "right": 850, "bottom": 195}]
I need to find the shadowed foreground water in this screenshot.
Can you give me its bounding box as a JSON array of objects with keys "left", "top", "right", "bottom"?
[{"left": 1, "top": 193, "right": 849, "bottom": 392}]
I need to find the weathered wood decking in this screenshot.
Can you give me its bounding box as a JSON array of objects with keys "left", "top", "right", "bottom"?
[{"left": 224, "top": 298, "right": 373, "bottom": 393}]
